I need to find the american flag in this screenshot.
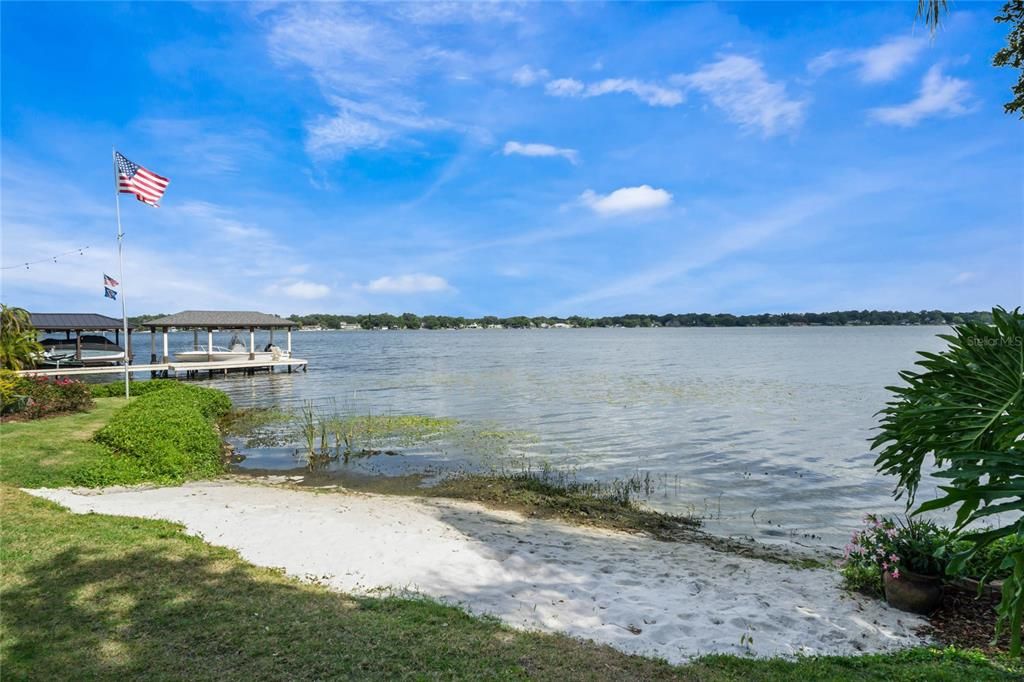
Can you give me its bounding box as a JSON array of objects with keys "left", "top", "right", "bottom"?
[
  {"left": 116, "top": 151, "right": 170, "bottom": 207},
  {"left": 104, "top": 273, "right": 119, "bottom": 287}
]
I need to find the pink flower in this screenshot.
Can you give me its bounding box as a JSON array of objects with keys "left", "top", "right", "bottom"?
[
  {"left": 892, "top": 569, "right": 901, "bottom": 580},
  {"left": 889, "top": 554, "right": 898, "bottom": 563}
]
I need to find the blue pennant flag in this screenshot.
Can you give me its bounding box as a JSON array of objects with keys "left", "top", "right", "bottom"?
[{"left": 104, "top": 286, "right": 118, "bottom": 300}]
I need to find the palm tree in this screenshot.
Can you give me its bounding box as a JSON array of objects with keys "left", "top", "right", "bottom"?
[
  {"left": 0, "top": 304, "right": 42, "bottom": 371},
  {"left": 918, "top": 0, "right": 949, "bottom": 33}
]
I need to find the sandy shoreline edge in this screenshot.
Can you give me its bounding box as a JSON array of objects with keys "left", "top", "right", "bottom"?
[{"left": 27, "top": 481, "right": 928, "bottom": 663}]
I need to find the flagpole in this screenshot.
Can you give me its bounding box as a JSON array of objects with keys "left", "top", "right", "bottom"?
[{"left": 112, "top": 148, "right": 130, "bottom": 400}]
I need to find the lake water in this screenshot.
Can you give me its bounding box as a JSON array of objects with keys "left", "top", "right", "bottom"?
[{"left": 178, "top": 326, "right": 952, "bottom": 550}]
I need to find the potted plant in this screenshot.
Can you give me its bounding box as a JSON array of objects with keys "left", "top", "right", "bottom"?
[{"left": 843, "top": 514, "right": 952, "bottom": 614}]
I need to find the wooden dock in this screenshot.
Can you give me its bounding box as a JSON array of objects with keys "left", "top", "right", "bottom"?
[{"left": 18, "top": 357, "right": 308, "bottom": 379}]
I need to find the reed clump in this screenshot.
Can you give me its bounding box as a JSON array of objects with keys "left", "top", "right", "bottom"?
[
  {"left": 430, "top": 465, "right": 700, "bottom": 541},
  {"left": 293, "top": 402, "right": 458, "bottom": 467}
]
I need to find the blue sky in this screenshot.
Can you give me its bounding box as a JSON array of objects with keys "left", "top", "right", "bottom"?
[{"left": 2, "top": 2, "right": 1021, "bottom": 317}]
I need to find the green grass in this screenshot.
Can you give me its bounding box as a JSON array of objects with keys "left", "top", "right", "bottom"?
[
  {"left": 1, "top": 404, "right": 1021, "bottom": 679},
  {"left": 0, "top": 487, "right": 688, "bottom": 681},
  {"left": 0, "top": 397, "right": 126, "bottom": 487},
  {"left": 0, "top": 384, "right": 231, "bottom": 489}
]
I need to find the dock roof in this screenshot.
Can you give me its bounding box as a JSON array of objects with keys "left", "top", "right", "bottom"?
[
  {"left": 30, "top": 313, "right": 134, "bottom": 332},
  {"left": 141, "top": 310, "right": 295, "bottom": 329}
]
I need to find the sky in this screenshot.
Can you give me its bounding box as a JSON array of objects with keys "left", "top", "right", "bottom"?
[{"left": 1, "top": 1, "right": 1021, "bottom": 317}]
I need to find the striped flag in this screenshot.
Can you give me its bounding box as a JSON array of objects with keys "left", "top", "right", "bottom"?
[
  {"left": 116, "top": 151, "right": 170, "bottom": 207},
  {"left": 104, "top": 286, "right": 118, "bottom": 300},
  {"left": 103, "top": 273, "right": 119, "bottom": 287}
]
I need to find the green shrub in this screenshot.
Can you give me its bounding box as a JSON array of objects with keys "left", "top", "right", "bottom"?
[
  {"left": 841, "top": 515, "right": 954, "bottom": 581},
  {"left": 841, "top": 562, "right": 883, "bottom": 598},
  {"left": 89, "top": 378, "right": 178, "bottom": 398},
  {"left": 0, "top": 369, "right": 29, "bottom": 413},
  {"left": 84, "top": 384, "right": 231, "bottom": 485},
  {"left": 15, "top": 376, "right": 93, "bottom": 419},
  {"left": 873, "top": 306, "right": 1024, "bottom": 655},
  {"left": 953, "top": 535, "right": 1024, "bottom": 583}
]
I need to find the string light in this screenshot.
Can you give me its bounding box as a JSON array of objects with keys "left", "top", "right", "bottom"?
[{"left": 1, "top": 246, "right": 90, "bottom": 270}]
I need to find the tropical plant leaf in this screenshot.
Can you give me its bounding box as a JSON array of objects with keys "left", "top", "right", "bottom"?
[{"left": 872, "top": 307, "right": 1024, "bottom": 656}]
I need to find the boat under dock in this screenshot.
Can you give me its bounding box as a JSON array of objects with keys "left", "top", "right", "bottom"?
[{"left": 17, "top": 357, "right": 308, "bottom": 379}]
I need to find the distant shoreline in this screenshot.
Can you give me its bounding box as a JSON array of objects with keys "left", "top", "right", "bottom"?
[
  {"left": 290, "top": 322, "right": 959, "bottom": 331},
  {"left": 130, "top": 310, "right": 993, "bottom": 331}
]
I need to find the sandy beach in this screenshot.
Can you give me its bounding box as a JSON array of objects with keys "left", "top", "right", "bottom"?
[{"left": 28, "top": 481, "right": 928, "bottom": 663}]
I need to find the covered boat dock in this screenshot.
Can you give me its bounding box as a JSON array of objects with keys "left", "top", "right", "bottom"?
[
  {"left": 19, "top": 310, "right": 307, "bottom": 378},
  {"left": 142, "top": 310, "right": 297, "bottom": 362},
  {"left": 30, "top": 312, "right": 135, "bottom": 363}
]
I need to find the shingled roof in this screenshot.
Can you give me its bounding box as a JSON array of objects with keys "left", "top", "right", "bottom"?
[
  {"left": 141, "top": 310, "right": 294, "bottom": 328},
  {"left": 30, "top": 313, "right": 133, "bottom": 332}
]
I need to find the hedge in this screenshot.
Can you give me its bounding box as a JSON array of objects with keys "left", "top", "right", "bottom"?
[
  {"left": 89, "top": 379, "right": 179, "bottom": 398},
  {"left": 80, "top": 383, "right": 232, "bottom": 486},
  {"left": 0, "top": 370, "right": 93, "bottom": 419}
]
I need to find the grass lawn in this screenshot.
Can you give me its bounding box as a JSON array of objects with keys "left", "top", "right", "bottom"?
[
  {"left": 1, "top": 403, "right": 1021, "bottom": 680},
  {"left": 0, "top": 398, "right": 126, "bottom": 488}
]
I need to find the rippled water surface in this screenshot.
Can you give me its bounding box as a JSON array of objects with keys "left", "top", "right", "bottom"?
[{"left": 181, "top": 326, "right": 951, "bottom": 548}]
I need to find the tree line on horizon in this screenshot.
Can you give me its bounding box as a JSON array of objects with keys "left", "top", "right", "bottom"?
[{"left": 127, "top": 310, "right": 995, "bottom": 330}]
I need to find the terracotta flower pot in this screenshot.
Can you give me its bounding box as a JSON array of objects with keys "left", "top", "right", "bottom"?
[{"left": 883, "top": 569, "right": 943, "bottom": 614}]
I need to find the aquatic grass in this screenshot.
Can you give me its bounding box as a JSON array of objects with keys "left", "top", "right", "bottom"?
[
  {"left": 219, "top": 406, "right": 291, "bottom": 437},
  {"left": 290, "top": 405, "right": 459, "bottom": 459},
  {"left": 429, "top": 464, "right": 702, "bottom": 541},
  {"left": 298, "top": 400, "right": 318, "bottom": 456},
  {"left": 445, "top": 425, "right": 539, "bottom": 462}
]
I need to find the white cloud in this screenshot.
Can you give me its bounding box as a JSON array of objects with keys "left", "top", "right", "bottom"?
[
  {"left": 579, "top": 185, "right": 673, "bottom": 216},
  {"left": 809, "top": 36, "right": 926, "bottom": 83},
  {"left": 266, "top": 4, "right": 470, "bottom": 159},
  {"left": 305, "top": 111, "right": 391, "bottom": 156},
  {"left": 177, "top": 200, "right": 275, "bottom": 243},
  {"left": 951, "top": 271, "right": 976, "bottom": 285},
  {"left": 674, "top": 56, "right": 806, "bottom": 136},
  {"left": 357, "top": 274, "right": 453, "bottom": 294},
  {"left": 585, "top": 78, "right": 683, "bottom": 106},
  {"left": 503, "top": 141, "right": 578, "bottom": 164},
  {"left": 387, "top": 2, "right": 524, "bottom": 25},
  {"left": 870, "top": 66, "right": 971, "bottom": 126},
  {"left": 545, "top": 78, "right": 585, "bottom": 96},
  {"left": 268, "top": 281, "right": 331, "bottom": 299},
  {"left": 807, "top": 49, "right": 844, "bottom": 78},
  {"left": 856, "top": 36, "right": 927, "bottom": 83},
  {"left": 545, "top": 77, "right": 682, "bottom": 107},
  {"left": 511, "top": 65, "right": 549, "bottom": 87},
  {"left": 134, "top": 118, "right": 269, "bottom": 175}
]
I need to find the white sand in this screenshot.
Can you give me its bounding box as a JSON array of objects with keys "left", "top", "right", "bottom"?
[{"left": 28, "top": 481, "right": 927, "bottom": 663}]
